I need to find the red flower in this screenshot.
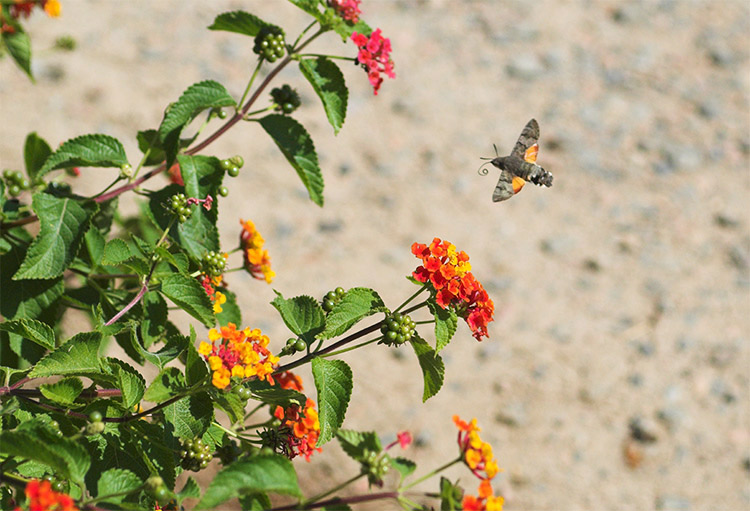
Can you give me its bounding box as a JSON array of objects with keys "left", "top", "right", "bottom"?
[
  {"left": 329, "top": 0, "right": 361, "bottom": 23},
  {"left": 272, "top": 398, "right": 322, "bottom": 461},
  {"left": 351, "top": 28, "right": 395, "bottom": 95},
  {"left": 17, "top": 479, "right": 79, "bottom": 511}
]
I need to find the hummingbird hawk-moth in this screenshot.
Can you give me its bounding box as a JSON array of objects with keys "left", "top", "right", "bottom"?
[{"left": 478, "top": 119, "right": 553, "bottom": 202}]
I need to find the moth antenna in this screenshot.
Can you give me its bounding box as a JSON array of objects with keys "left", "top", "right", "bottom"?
[
  {"left": 477, "top": 160, "right": 492, "bottom": 176},
  {"left": 493, "top": 143, "right": 499, "bottom": 157}
]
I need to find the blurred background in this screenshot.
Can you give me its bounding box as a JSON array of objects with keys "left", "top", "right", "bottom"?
[{"left": 1, "top": 1, "right": 748, "bottom": 509}]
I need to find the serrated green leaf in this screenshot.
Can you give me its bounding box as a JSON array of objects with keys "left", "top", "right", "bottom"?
[
  {"left": 0, "top": 240, "right": 63, "bottom": 321},
  {"left": 259, "top": 114, "right": 324, "bottom": 206},
  {"left": 215, "top": 287, "right": 242, "bottom": 326},
  {"left": 85, "top": 225, "right": 106, "bottom": 266},
  {"left": 0, "top": 318, "right": 55, "bottom": 350},
  {"left": 319, "top": 287, "right": 385, "bottom": 340},
  {"left": 140, "top": 291, "right": 168, "bottom": 347},
  {"left": 137, "top": 333, "right": 189, "bottom": 369},
  {"left": 164, "top": 391, "right": 213, "bottom": 439},
  {"left": 101, "top": 238, "right": 132, "bottom": 265},
  {"left": 178, "top": 476, "right": 201, "bottom": 500},
  {"left": 271, "top": 292, "right": 325, "bottom": 345},
  {"left": 208, "top": 10, "right": 270, "bottom": 36},
  {"left": 143, "top": 366, "right": 186, "bottom": 402},
  {"left": 390, "top": 456, "right": 417, "bottom": 479},
  {"left": 136, "top": 129, "right": 167, "bottom": 166},
  {"left": 13, "top": 193, "right": 98, "bottom": 280},
  {"left": 211, "top": 390, "right": 246, "bottom": 424},
  {"left": 108, "top": 358, "right": 146, "bottom": 409},
  {"left": 37, "top": 134, "right": 129, "bottom": 177},
  {"left": 95, "top": 468, "right": 142, "bottom": 504},
  {"left": 239, "top": 493, "right": 272, "bottom": 511},
  {"left": 185, "top": 335, "right": 208, "bottom": 386},
  {"left": 29, "top": 332, "right": 102, "bottom": 378},
  {"left": 160, "top": 273, "right": 215, "bottom": 328},
  {"left": 24, "top": 132, "right": 53, "bottom": 181},
  {"left": 0, "top": 429, "right": 91, "bottom": 483},
  {"left": 332, "top": 18, "right": 372, "bottom": 42},
  {"left": 159, "top": 80, "right": 236, "bottom": 165},
  {"left": 336, "top": 429, "right": 381, "bottom": 462},
  {"left": 299, "top": 58, "right": 348, "bottom": 134},
  {"left": 249, "top": 386, "right": 306, "bottom": 409},
  {"left": 288, "top": 0, "right": 323, "bottom": 21},
  {"left": 312, "top": 358, "right": 352, "bottom": 445},
  {"left": 39, "top": 377, "right": 83, "bottom": 406},
  {"left": 196, "top": 455, "right": 301, "bottom": 509},
  {"left": 439, "top": 477, "right": 464, "bottom": 511},
  {"left": 2, "top": 28, "right": 33, "bottom": 80},
  {"left": 409, "top": 336, "right": 445, "bottom": 402},
  {"left": 428, "top": 301, "right": 458, "bottom": 352},
  {"left": 15, "top": 421, "right": 91, "bottom": 483}
]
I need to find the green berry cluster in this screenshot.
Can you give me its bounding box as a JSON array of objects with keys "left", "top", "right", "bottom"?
[
  {"left": 253, "top": 26, "right": 285, "bottom": 62},
  {"left": 168, "top": 193, "right": 192, "bottom": 223},
  {"left": 380, "top": 312, "right": 416, "bottom": 346},
  {"left": 282, "top": 337, "right": 307, "bottom": 355},
  {"left": 216, "top": 439, "right": 242, "bottom": 465},
  {"left": 179, "top": 437, "right": 213, "bottom": 472},
  {"left": 271, "top": 84, "right": 301, "bottom": 114},
  {"left": 362, "top": 449, "right": 389, "bottom": 485},
  {"left": 202, "top": 250, "right": 226, "bottom": 278},
  {"left": 2, "top": 169, "right": 30, "bottom": 197},
  {"left": 85, "top": 410, "right": 105, "bottom": 435},
  {"left": 321, "top": 287, "right": 346, "bottom": 312},
  {"left": 220, "top": 155, "right": 244, "bottom": 178},
  {"left": 42, "top": 474, "right": 67, "bottom": 493},
  {"left": 232, "top": 384, "right": 252, "bottom": 401},
  {"left": 146, "top": 476, "right": 170, "bottom": 506}
]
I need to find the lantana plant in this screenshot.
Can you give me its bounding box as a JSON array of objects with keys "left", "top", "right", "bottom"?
[{"left": 0, "top": 1, "right": 506, "bottom": 510}]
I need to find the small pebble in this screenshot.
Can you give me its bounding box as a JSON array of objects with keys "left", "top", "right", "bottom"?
[{"left": 629, "top": 416, "right": 659, "bottom": 443}]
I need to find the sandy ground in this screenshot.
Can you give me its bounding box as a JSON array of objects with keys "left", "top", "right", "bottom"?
[{"left": 1, "top": 1, "right": 749, "bottom": 510}]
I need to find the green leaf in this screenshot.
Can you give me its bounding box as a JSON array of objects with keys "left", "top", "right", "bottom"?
[
  {"left": 390, "top": 457, "right": 417, "bottom": 479},
  {"left": 259, "top": 114, "right": 324, "bottom": 206},
  {"left": 249, "top": 386, "right": 306, "bottom": 409},
  {"left": 95, "top": 468, "right": 142, "bottom": 504},
  {"left": 137, "top": 333, "right": 188, "bottom": 369},
  {"left": 160, "top": 273, "right": 215, "bottom": 328},
  {"left": 196, "top": 455, "right": 301, "bottom": 509},
  {"left": 0, "top": 240, "right": 63, "bottom": 320},
  {"left": 143, "top": 366, "right": 186, "bottom": 402},
  {"left": 24, "top": 132, "right": 53, "bottom": 181},
  {"left": 240, "top": 493, "right": 272, "bottom": 511},
  {"left": 319, "top": 287, "right": 385, "bottom": 340},
  {"left": 2, "top": 28, "right": 33, "bottom": 80},
  {"left": 185, "top": 330, "right": 208, "bottom": 386},
  {"left": 215, "top": 287, "right": 242, "bottom": 326},
  {"left": 85, "top": 226, "right": 106, "bottom": 266},
  {"left": 29, "top": 332, "right": 103, "bottom": 378},
  {"left": 0, "top": 427, "right": 90, "bottom": 484},
  {"left": 439, "top": 477, "right": 464, "bottom": 511},
  {"left": 177, "top": 154, "right": 224, "bottom": 199},
  {"left": 336, "top": 429, "right": 381, "bottom": 462},
  {"left": 211, "top": 391, "right": 246, "bottom": 425},
  {"left": 409, "top": 335, "right": 445, "bottom": 402},
  {"left": 428, "top": 302, "right": 458, "bottom": 352},
  {"left": 178, "top": 476, "right": 201, "bottom": 501},
  {"left": 0, "top": 318, "right": 55, "bottom": 350},
  {"left": 299, "top": 58, "right": 348, "bottom": 134},
  {"left": 332, "top": 18, "right": 372, "bottom": 42},
  {"left": 140, "top": 291, "right": 168, "bottom": 346},
  {"left": 208, "top": 10, "right": 270, "bottom": 36},
  {"left": 288, "top": 0, "right": 324, "bottom": 21},
  {"left": 271, "top": 292, "right": 325, "bottom": 346},
  {"left": 108, "top": 358, "right": 146, "bottom": 409},
  {"left": 39, "top": 377, "right": 84, "bottom": 406},
  {"left": 101, "top": 238, "right": 133, "bottom": 265},
  {"left": 136, "top": 129, "right": 167, "bottom": 166},
  {"left": 37, "top": 134, "right": 129, "bottom": 178},
  {"left": 159, "top": 80, "right": 236, "bottom": 164},
  {"left": 14, "top": 193, "right": 98, "bottom": 280},
  {"left": 164, "top": 391, "right": 213, "bottom": 439},
  {"left": 312, "top": 358, "right": 352, "bottom": 445}
]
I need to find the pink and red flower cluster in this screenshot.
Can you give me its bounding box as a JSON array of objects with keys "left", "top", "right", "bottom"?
[
  {"left": 411, "top": 238, "right": 495, "bottom": 340},
  {"left": 329, "top": 0, "right": 361, "bottom": 23},
  {"left": 14, "top": 479, "right": 78, "bottom": 511},
  {"left": 273, "top": 398, "right": 322, "bottom": 461},
  {"left": 351, "top": 29, "right": 395, "bottom": 95}
]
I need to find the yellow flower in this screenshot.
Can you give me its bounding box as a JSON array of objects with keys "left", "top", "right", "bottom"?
[
  {"left": 44, "top": 0, "right": 61, "bottom": 17},
  {"left": 213, "top": 291, "right": 227, "bottom": 314}
]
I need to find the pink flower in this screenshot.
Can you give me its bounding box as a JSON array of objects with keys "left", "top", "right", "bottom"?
[
  {"left": 329, "top": 0, "right": 361, "bottom": 23},
  {"left": 351, "top": 28, "right": 395, "bottom": 95}
]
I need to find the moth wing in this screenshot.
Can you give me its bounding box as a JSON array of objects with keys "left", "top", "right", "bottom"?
[
  {"left": 524, "top": 143, "right": 539, "bottom": 163},
  {"left": 510, "top": 119, "right": 540, "bottom": 160},
  {"left": 512, "top": 176, "right": 527, "bottom": 194},
  {"left": 493, "top": 169, "right": 517, "bottom": 202}
]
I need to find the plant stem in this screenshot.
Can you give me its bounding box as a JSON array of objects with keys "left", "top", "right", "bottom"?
[
  {"left": 237, "top": 58, "right": 264, "bottom": 110},
  {"left": 300, "top": 473, "right": 364, "bottom": 508},
  {"left": 394, "top": 284, "right": 429, "bottom": 313},
  {"left": 320, "top": 336, "right": 381, "bottom": 358},
  {"left": 401, "top": 457, "right": 461, "bottom": 491}
]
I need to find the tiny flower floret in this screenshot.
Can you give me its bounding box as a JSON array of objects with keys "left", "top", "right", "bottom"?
[
  {"left": 462, "top": 479, "right": 504, "bottom": 511},
  {"left": 453, "top": 415, "right": 500, "bottom": 481},
  {"left": 351, "top": 28, "right": 395, "bottom": 95},
  {"left": 199, "top": 323, "right": 279, "bottom": 389},
  {"left": 412, "top": 238, "right": 495, "bottom": 340},
  {"left": 240, "top": 219, "right": 275, "bottom": 283}
]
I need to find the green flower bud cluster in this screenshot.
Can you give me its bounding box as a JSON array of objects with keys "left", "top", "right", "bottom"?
[
  {"left": 253, "top": 26, "right": 285, "bottom": 62},
  {"left": 202, "top": 250, "right": 226, "bottom": 278},
  {"left": 168, "top": 193, "right": 192, "bottom": 223},
  {"left": 380, "top": 312, "right": 416, "bottom": 346},
  {"left": 85, "top": 410, "right": 105, "bottom": 435},
  {"left": 321, "top": 287, "right": 346, "bottom": 312},
  {"left": 179, "top": 437, "right": 213, "bottom": 472},
  {"left": 271, "top": 84, "right": 301, "bottom": 114},
  {"left": 362, "top": 449, "right": 389, "bottom": 485},
  {"left": 146, "top": 476, "right": 170, "bottom": 505},
  {"left": 2, "top": 169, "right": 30, "bottom": 197}
]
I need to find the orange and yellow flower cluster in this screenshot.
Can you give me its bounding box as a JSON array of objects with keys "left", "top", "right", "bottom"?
[
  {"left": 453, "top": 416, "right": 504, "bottom": 511},
  {"left": 14, "top": 479, "right": 78, "bottom": 511},
  {"left": 198, "top": 265, "right": 227, "bottom": 315},
  {"left": 2, "top": 0, "right": 60, "bottom": 34},
  {"left": 240, "top": 219, "right": 275, "bottom": 283},
  {"left": 198, "top": 323, "right": 279, "bottom": 389},
  {"left": 273, "top": 398, "right": 322, "bottom": 461},
  {"left": 411, "top": 238, "right": 495, "bottom": 340}
]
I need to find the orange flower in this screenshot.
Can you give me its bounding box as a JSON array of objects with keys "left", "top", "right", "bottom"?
[
  {"left": 272, "top": 398, "right": 321, "bottom": 461},
  {"left": 412, "top": 238, "right": 494, "bottom": 340},
  {"left": 199, "top": 323, "right": 279, "bottom": 389},
  {"left": 17, "top": 479, "right": 78, "bottom": 511},
  {"left": 240, "top": 219, "right": 275, "bottom": 283},
  {"left": 462, "top": 479, "right": 504, "bottom": 511},
  {"left": 453, "top": 415, "right": 500, "bottom": 480},
  {"left": 276, "top": 371, "right": 304, "bottom": 391}
]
